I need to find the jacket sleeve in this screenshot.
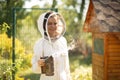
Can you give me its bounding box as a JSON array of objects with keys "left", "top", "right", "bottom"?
[
  {"left": 65, "top": 53, "right": 71, "bottom": 80},
  {"left": 31, "top": 39, "right": 43, "bottom": 74},
  {"left": 52, "top": 37, "right": 71, "bottom": 80},
  {"left": 52, "top": 37, "right": 68, "bottom": 57},
  {"left": 62, "top": 38, "right": 71, "bottom": 80}
]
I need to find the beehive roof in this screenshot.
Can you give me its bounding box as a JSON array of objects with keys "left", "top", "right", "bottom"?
[{"left": 83, "top": 0, "right": 120, "bottom": 32}]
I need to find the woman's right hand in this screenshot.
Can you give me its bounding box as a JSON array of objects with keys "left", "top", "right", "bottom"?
[{"left": 38, "top": 59, "right": 45, "bottom": 67}]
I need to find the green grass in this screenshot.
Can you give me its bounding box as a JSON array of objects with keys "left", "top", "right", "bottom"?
[
  {"left": 69, "top": 53, "right": 92, "bottom": 72},
  {"left": 16, "top": 68, "right": 40, "bottom": 80},
  {"left": 69, "top": 53, "right": 92, "bottom": 80},
  {"left": 22, "top": 73, "right": 40, "bottom": 80}
]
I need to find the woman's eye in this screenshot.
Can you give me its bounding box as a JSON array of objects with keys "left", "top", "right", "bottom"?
[
  {"left": 54, "top": 23, "right": 57, "bottom": 25},
  {"left": 48, "top": 23, "right": 52, "bottom": 25},
  {"left": 48, "top": 22, "right": 58, "bottom": 26}
]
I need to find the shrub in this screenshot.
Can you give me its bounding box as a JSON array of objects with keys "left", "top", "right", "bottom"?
[
  {"left": 71, "top": 66, "right": 92, "bottom": 80},
  {"left": 0, "top": 23, "right": 33, "bottom": 79},
  {"left": 0, "top": 60, "right": 13, "bottom": 80}
]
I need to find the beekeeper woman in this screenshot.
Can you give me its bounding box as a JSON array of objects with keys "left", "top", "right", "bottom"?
[{"left": 31, "top": 11, "right": 71, "bottom": 80}]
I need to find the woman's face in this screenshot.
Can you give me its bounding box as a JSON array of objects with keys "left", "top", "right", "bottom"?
[{"left": 47, "top": 15, "right": 64, "bottom": 38}]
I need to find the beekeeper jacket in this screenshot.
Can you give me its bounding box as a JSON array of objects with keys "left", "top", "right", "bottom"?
[{"left": 31, "top": 11, "right": 71, "bottom": 80}]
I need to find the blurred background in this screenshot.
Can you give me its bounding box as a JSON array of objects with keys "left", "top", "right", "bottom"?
[{"left": 0, "top": 0, "right": 92, "bottom": 80}]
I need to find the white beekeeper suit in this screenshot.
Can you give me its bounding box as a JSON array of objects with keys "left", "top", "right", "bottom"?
[{"left": 31, "top": 11, "right": 71, "bottom": 80}]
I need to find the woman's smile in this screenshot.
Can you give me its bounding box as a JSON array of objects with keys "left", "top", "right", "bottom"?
[{"left": 47, "top": 15, "right": 63, "bottom": 38}]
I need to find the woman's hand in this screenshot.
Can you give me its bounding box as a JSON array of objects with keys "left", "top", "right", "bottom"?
[{"left": 38, "top": 59, "right": 45, "bottom": 67}]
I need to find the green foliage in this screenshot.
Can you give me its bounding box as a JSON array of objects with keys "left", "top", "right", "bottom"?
[
  {"left": 16, "top": 9, "right": 44, "bottom": 52},
  {"left": 59, "top": 9, "right": 79, "bottom": 43},
  {"left": 63, "top": 0, "right": 77, "bottom": 7},
  {"left": 0, "top": 32, "right": 33, "bottom": 79},
  {"left": 0, "top": 0, "right": 26, "bottom": 37},
  {"left": 0, "top": 60, "right": 12, "bottom": 80},
  {"left": 0, "top": 22, "right": 10, "bottom": 34},
  {"left": 0, "top": 33, "right": 12, "bottom": 59}
]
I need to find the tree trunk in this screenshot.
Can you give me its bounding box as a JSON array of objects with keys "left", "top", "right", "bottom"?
[{"left": 51, "top": 0, "right": 57, "bottom": 8}]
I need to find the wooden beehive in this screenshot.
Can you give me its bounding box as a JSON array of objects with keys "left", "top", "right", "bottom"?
[
  {"left": 83, "top": 0, "right": 120, "bottom": 80},
  {"left": 92, "top": 33, "right": 120, "bottom": 80}
]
